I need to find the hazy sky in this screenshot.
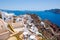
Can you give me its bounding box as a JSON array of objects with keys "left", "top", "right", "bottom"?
[{"left": 0, "top": 0, "right": 60, "bottom": 10}]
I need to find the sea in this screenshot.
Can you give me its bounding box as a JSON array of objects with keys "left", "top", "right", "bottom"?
[{"left": 0, "top": 10, "right": 60, "bottom": 27}]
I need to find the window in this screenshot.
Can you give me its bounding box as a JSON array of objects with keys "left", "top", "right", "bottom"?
[
  {"left": 0, "top": 14, "right": 2, "bottom": 19},
  {"left": 4, "top": 18, "right": 6, "bottom": 20}
]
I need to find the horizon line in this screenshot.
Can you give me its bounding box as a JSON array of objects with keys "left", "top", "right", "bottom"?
[{"left": 0, "top": 8, "right": 60, "bottom": 11}]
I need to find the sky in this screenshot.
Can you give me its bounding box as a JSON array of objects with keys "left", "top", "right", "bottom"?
[{"left": 0, "top": 0, "right": 60, "bottom": 10}]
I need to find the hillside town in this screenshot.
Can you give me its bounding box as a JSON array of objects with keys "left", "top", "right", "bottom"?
[{"left": 0, "top": 11, "right": 60, "bottom": 40}]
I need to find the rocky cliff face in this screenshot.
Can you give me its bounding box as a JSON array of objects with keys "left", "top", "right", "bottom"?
[
  {"left": 0, "top": 12, "right": 60, "bottom": 40},
  {"left": 30, "top": 14, "right": 60, "bottom": 40},
  {"left": 44, "top": 20, "right": 60, "bottom": 40}
]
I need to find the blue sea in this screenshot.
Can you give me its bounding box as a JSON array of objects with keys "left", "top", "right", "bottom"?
[{"left": 1, "top": 10, "right": 60, "bottom": 27}]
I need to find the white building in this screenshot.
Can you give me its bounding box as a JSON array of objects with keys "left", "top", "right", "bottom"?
[{"left": 1, "top": 11, "right": 14, "bottom": 23}]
